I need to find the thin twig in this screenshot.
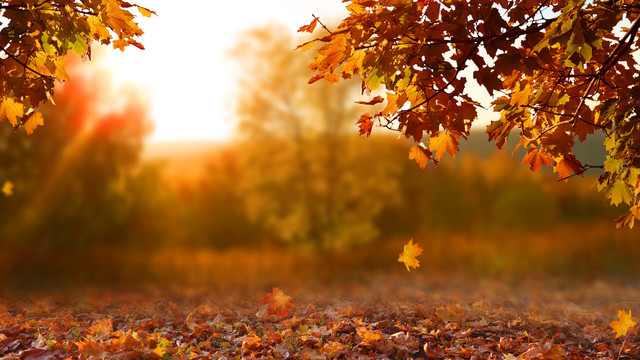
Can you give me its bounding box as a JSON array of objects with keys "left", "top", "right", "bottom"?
[{"left": 311, "top": 14, "right": 333, "bottom": 35}]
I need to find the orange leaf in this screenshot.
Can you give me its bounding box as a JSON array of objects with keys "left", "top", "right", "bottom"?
[
  {"left": 24, "top": 111, "right": 44, "bottom": 135},
  {"left": 298, "top": 17, "right": 319, "bottom": 33},
  {"left": 2, "top": 181, "right": 13, "bottom": 196},
  {"left": 261, "top": 287, "right": 294, "bottom": 318},
  {"left": 398, "top": 239, "right": 422, "bottom": 272},
  {"left": 522, "top": 148, "right": 553, "bottom": 172},
  {"left": 553, "top": 155, "right": 583, "bottom": 181},
  {"left": 356, "top": 113, "right": 374, "bottom": 137},
  {"left": 429, "top": 132, "right": 459, "bottom": 161},
  {"left": 611, "top": 309, "right": 636, "bottom": 339},
  {"left": 408, "top": 146, "right": 431, "bottom": 169},
  {"left": 296, "top": 40, "right": 316, "bottom": 52}
]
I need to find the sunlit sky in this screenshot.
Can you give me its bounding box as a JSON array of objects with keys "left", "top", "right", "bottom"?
[{"left": 101, "top": 1, "right": 348, "bottom": 143}]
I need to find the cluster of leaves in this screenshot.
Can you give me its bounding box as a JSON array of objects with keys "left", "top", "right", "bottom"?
[
  {"left": 0, "top": 289, "right": 638, "bottom": 360},
  {"left": 0, "top": 0, "right": 154, "bottom": 134},
  {"left": 300, "top": 0, "right": 640, "bottom": 227}
]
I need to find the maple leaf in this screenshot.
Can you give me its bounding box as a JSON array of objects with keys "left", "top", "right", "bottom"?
[
  {"left": 408, "top": 146, "right": 431, "bottom": 169},
  {"left": 356, "top": 113, "right": 374, "bottom": 137},
  {"left": 553, "top": 155, "right": 583, "bottom": 181},
  {"left": 2, "top": 181, "right": 13, "bottom": 196},
  {"left": 398, "top": 239, "right": 422, "bottom": 272},
  {"left": 261, "top": 287, "right": 294, "bottom": 318},
  {"left": 522, "top": 148, "right": 553, "bottom": 172},
  {"left": 24, "top": 112, "right": 44, "bottom": 135},
  {"left": 611, "top": 309, "right": 636, "bottom": 339},
  {"left": 608, "top": 181, "right": 633, "bottom": 206},
  {"left": 429, "top": 132, "right": 459, "bottom": 161},
  {"left": 0, "top": 97, "right": 24, "bottom": 126}
]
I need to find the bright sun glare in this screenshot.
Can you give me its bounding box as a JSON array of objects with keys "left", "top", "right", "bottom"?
[{"left": 101, "top": 1, "right": 348, "bottom": 143}]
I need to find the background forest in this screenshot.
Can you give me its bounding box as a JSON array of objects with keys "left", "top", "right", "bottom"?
[{"left": 0, "top": 26, "right": 638, "bottom": 291}]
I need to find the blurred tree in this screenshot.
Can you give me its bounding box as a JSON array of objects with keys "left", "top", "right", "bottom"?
[
  {"left": 0, "top": 0, "right": 153, "bottom": 134},
  {"left": 0, "top": 54, "right": 153, "bottom": 250},
  {"left": 230, "top": 26, "right": 400, "bottom": 250}
]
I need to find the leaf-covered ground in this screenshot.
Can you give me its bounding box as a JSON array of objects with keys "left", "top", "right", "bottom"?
[{"left": 1, "top": 277, "right": 639, "bottom": 359}]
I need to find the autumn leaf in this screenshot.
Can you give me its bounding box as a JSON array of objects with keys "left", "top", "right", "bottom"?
[
  {"left": 429, "top": 132, "right": 459, "bottom": 161},
  {"left": 398, "top": 239, "right": 422, "bottom": 272},
  {"left": 89, "top": 318, "right": 112, "bottom": 340},
  {"left": 24, "top": 112, "right": 44, "bottom": 135},
  {"left": 522, "top": 148, "right": 553, "bottom": 172},
  {"left": 261, "top": 287, "right": 294, "bottom": 318},
  {"left": 0, "top": 97, "right": 24, "bottom": 126},
  {"left": 298, "top": 17, "right": 319, "bottom": 33},
  {"left": 356, "top": 96, "right": 384, "bottom": 105},
  {"left": 611, "top": 309, "right": 636, "bottom": 339},
  {"left": 408, "top": 146, "right": 431, "bottom": 169},
  {"left": 356, "top": 113, "right": 374, "bottom": 137},
  {"left": 2, "top": 181, "right": 13, "bottom": 196},
  {"left": 553, "top": 155, "right": 583, "bottom": 181},
  {"left": 137, "top": 6, "right": 156, "bottom": 17},
  {"left": 608, "top": 181, "right": 634, "bottom": 206}
]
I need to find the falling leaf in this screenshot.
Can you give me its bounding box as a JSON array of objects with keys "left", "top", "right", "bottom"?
[
  {"left": 611, "top": 309, "right": 636, "bottom": 339},
  {"left": 356, "top": 113, "right": 374, "bottom": 137},
  {"left": 261, "top": 287, "right": 294, "bottom": 318},
  {"left": 356, "top": 96, "right": 384, "bottom": 105},
  {"left": 398, "top": 239, "right": 422, "bottom": 272}
]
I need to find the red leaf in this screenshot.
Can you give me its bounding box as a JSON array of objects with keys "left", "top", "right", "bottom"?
[{"left": 356, "top": 113, "right": 374, "bottom": 136}]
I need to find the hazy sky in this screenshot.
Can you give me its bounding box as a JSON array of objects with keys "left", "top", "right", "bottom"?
[{"left": 101, "top": 1, "right": 348, "bottom": 143}]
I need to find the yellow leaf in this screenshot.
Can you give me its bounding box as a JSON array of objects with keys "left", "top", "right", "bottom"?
[
  {"left": 24, "top": 112, "right": 44, "bottom": 135},
  {"left": 398, "top": 239, "right": 422, "bottom": 271},
  {"left": 137, "top": 6, "right": 156, "bottom": 17},
  {"left": 611, "top": 310, "right": 636, "bottom": 339},
  {"left": 2, "top": 181, "right": 13, "bottom": 196},
  {"left": 0, "top": 97, "right": 24, "bottom": 126}
]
